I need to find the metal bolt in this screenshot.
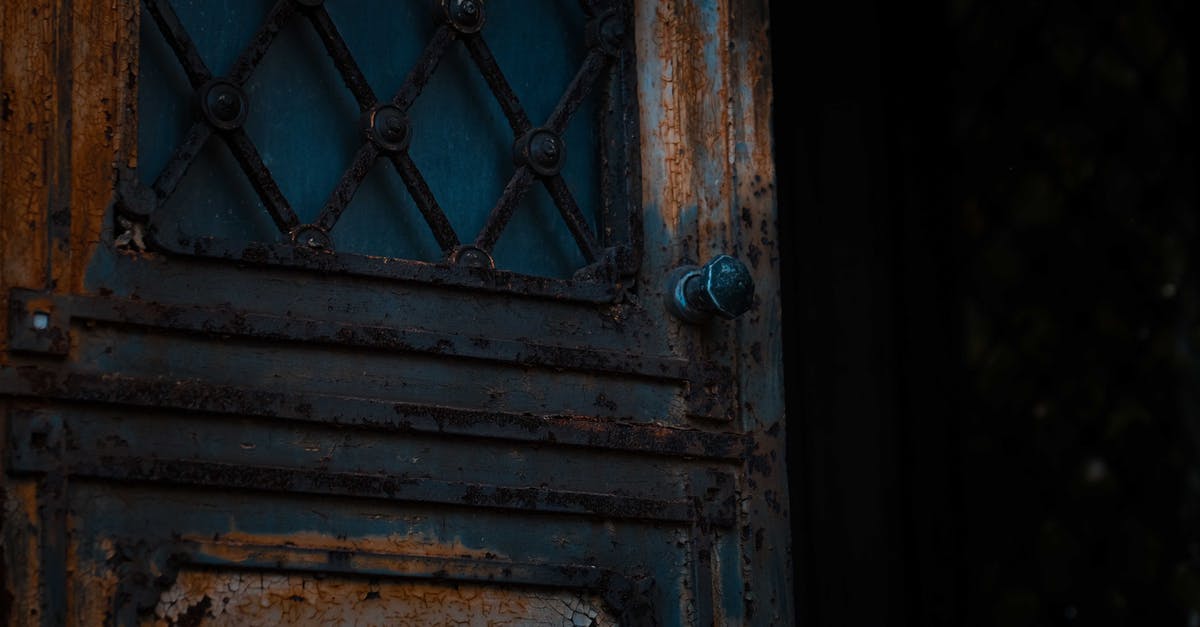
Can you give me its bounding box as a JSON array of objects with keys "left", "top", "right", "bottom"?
[
  {"left": 444, "top": 0, "right": 484, "bottom": 33},
  {"left": 531, "top": 134, "right": 559, "bottom": 167},
  {"left": 366, "top": 105, "right": 411, "bottom": 152},
  {"left": 600, "top": 14, "right": 625, "bottom": 49},
  {"left": 452, "top": 245, "right": 494, "bottom": 269},
  {"left": 290, "top": 225, "right": 332, "bottom": 250},
  {"left": 667, "top": 254, "right": 755, "bottom": 323},
  {"left": 516, "top": 128, "right": 565, "bottom": 176},
  {"left": 32, "top": 311, "right": 50, "bottom": 331},
  {"left": 198, "top": 79, "right": 248, "bottom": 130},
  {"left": 381, "top": 112, "right": 407, "bottom": 143},
  {"left": 213, "top": 93, "right": 238, "bottom": 121},
  {"left": 588, "top": 10, "right": 626, "bottom": 56}
]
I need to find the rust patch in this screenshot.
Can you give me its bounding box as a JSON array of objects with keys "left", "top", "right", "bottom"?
[
  {"left": 199, "top": 530, "right": 505, "bottom": 563},
  {"left": 145, "top": 571, "right": 617, "bottom": 626},
  {"left": 65, "top": 0, "right": 138, "bottom": 294},
  {"left": 0, "top": 0, "right": 59, "bottom": 355},
  {"left": 1, "top": 480, "right": 41, "bottom": 625},
  {"left": 641, "top": 0, "right": 732, "bottom": 241},
  {"left": 73, "top": 536, "right": 121, "bottom": 627}
]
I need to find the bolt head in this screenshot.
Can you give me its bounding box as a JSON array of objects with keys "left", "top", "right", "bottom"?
[
  {"left": 517, "top": 128, "right": 565, "bottom": 176},
  {"left": 198, "top": 79, "right": 248, "bottom": 130},
  {"left": 588, "top": 10, "right": 626, "bottom": 56},
  {"left": 290, "top": 225, "right": 332, "bottom": 250},
  {"left": 366, "top": 105, "right": 411, "bottom": 152},
  {"left": 600, "top": 15, "right": 625, "bottom": 48},
  {"left": 699, "top": 255, "right": 755, "bottom": 319},
  {"left": 532, "top": 134, "right": 559, "bottom": 165},
  {"left": 444, "top": 0, "right": 485, "bottom": 33},
  {"left": 452, "top": 245, "right": 494, "bottom": 269}
]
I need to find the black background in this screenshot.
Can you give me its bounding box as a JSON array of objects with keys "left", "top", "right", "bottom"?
[{"left": 771, "top": 1, "right": 1200, "bottom": 625}]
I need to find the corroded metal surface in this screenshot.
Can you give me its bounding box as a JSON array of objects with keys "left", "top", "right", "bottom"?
[
  {"left": 0, "top": 0, "right": 788, "bottom": 624},
  {"left": 147, "top": 572, "right": 618, "bottom": 626}
]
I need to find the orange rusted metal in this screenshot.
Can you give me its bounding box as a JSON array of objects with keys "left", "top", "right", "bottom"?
[{"left": 1, "top": 0, "right": 791, "bottom": 624}]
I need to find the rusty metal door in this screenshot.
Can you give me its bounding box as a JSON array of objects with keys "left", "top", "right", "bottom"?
[{"left": 0, "top": 0, "right": 789, "bottom": 624}]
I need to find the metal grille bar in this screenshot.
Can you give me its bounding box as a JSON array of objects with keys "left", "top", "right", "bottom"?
[{"left": 135, "top": 0, "right": 632, "bottom": 287}]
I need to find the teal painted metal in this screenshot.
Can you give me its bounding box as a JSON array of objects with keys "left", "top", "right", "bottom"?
[
  {"left": 138, "top": 0, "right": 602, "bottom": 278},
  {"left": 2, "top": 0, "right": 789, "bottom": 623}
]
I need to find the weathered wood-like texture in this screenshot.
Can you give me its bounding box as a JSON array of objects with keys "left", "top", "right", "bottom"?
[
  {"left": 1, "top": 0, "right": 790, "bottom": 624},
  {"left": 636, "top": 0, "right": 790, "bottom": 623}
]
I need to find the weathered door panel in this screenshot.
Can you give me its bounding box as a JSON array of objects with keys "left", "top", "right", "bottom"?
[{"left": 1, "top": 0, "right": 789, "bottom": 625}]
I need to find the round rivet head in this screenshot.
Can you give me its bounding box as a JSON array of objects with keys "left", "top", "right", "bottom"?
[
  {"left": 450, "top": 245, "right": 495, "bottom": 269},
  {"left": 363, "top": 104, "right": 411, "bottom": 152},
  {"left": 290, "top": 225, "right": 332, "bottom": 250},
  {"left": 587, "top": 10, "right": 626, "bottom": 56},
  {"left": 514, "top": 128, "right": 566, "bottom": 177},
  {"left": 197, "top": 79, "right": 248, "bottom": 130},
  {"left": 437, "top": 0, "right": 485, "bottom": 34}
]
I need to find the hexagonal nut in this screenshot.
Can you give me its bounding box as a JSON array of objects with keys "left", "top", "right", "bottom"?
[{"left": 695, "top": 254, "right": 754, "bottom": 319}]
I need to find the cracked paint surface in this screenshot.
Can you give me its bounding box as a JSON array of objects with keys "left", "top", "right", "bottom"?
[{"left": 146, "top": 571, "right": 616, "bottom": 627}]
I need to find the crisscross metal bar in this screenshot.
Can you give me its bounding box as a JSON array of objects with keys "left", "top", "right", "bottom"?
[
  {"left": 474, "top": 166, "right": 537, "bottom": 252},
  {"left": 137, "top": 0, "right": 635, "bottom": 283},
  {"left": 151, "top": 122, "right": 213, "bottom": 201},
  {"left": 228, "top": 0, "right": 298, "bottom": 85},
  {"left": 462, "top": 35, "right": 533, "bottom": 135},
  {"left": 143, "top": 0, "right": 213, "bottom": 88},
  {"left": 313, "top": 23, "right": 460, "bottom": 242},
  {"left": 393, "top": 26, "right": 455, "bottom": 111},
  {"left": 305, "top": 5, "right": 378, "bottom": 111},
  {"left": 223, "top": 129, "right": 301, "bottom": 231},
  {"left": 544, "top": 175, "right": 601, "bottom": 263},
  {"left": 316, "top": 143, "right": 381, "bottom": 232},
  {"left": 546, "top": 48, "right": 610, "bottom": 133},
  {"left": 387, "top": 153, "right": 461, "bottom": 251}
]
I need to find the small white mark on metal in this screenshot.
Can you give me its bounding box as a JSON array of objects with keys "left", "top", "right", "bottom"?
[{"left": 32, "top": 312, "right": 50, "bottom": 330}]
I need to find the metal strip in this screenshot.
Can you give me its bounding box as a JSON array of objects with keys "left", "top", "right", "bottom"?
[
  {"left": 221, "top": 128, "right": 301, "bottom": 232},
  {"left": 461, "top": 35, "right": 533, "bottom": 134},
  {"left": 392, "top": 25, "right": 455, "bottom": 111},
  {"left": 150, "top": 122, "right": 213, "bottom": 203},
  {"left": 387, "top": 152, "right": 462, "bottom": 252},
  {"left": 141, "top": 0, "right": 212, "bottom": 88},
  {"left": 52, "top": 290, "right": 689, "bottom": 380},
  {"left": 145, "top": 231, "right": 623, "bottom": 302},
  {"left": 546, "top": 47, "right": 610, "bottom": 133},
  {"left": 315, "top": 142, "right": 381, "bottom": 233},
  {"left": 305, "top": 5, "right": 378, "bottom": 111},
  {"left": 0, "top": 369, "right": 749, "bottom": 461},
  {"left": 10, "top": 456, "right": 699, "bottom": 524},
  {"left": 226, "top": 0, "right": 297, "bottom": 86},
  {"left": 545, "top": 174, "right": 602, "bottom": 262},
  {"left": 181, "top": 540, "right": 638, "bottom": 598},
  {"left": 473, "top": 166, "right": 537, "bottom": 252}
]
